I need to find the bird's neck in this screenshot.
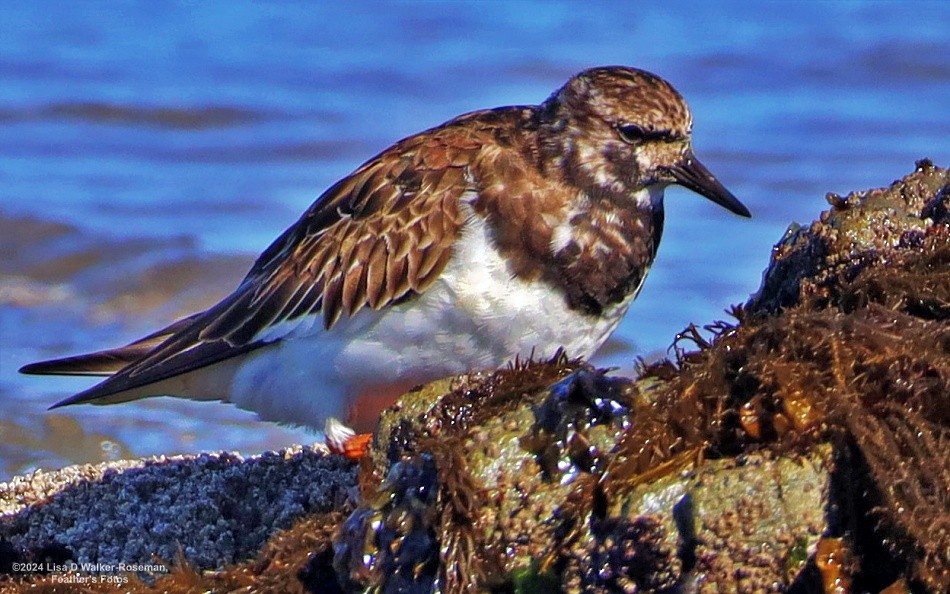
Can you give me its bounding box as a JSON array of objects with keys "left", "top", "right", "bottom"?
[
  {"left": 546, "top": 185, "right": 664, "bottom": 316},
  {"left": 465, "top": 105, "right": 665, "bottom": 317},
  {"left": 471, "top": 174, "right": 664, "bottom": 317}
]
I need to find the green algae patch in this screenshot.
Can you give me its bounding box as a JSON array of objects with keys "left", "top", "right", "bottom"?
[{"left": 510, "top": 559, "right": 562, "bottom": 594}]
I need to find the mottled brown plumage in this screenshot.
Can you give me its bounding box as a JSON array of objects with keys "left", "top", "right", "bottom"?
[{"left": 22, "top": 66, "right": 749, "bottom": 437}]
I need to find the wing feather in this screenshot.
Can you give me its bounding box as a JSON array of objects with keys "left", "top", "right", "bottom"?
[
  {"left": 365, "top": 240, "right": 389, "bottom": 309},
  {"left": 29, "top": 109, "right": 523, "bottom": 405}
]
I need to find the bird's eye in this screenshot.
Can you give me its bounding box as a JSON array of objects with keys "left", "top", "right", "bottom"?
[
  {"left": 617, "top": 123, "right": 671, "bottom": 144},
  {"left": 617, "top": 123, "right": 646, "bottom": 144}
]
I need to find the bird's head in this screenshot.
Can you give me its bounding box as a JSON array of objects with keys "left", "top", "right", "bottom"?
[{"left": 539, "top": 66, "right": 750, "bottom": 217}]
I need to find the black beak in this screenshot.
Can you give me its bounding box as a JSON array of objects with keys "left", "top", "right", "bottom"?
[{"left": 670, "top": 152, "right": 751, "bottom": 217}]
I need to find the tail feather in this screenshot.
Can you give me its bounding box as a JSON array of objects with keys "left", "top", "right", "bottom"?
[
  {"left": 20, "top": 348, "right": 151, "bottom": 376},
  {"left": 18, "top": 312, "right": 202, "bottom": 377}
]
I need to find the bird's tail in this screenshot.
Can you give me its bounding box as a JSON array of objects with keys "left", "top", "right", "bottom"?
[
  {"left": 20, "top": 344, "right": 156, "bottom": 376},
  {"left": 19, "top": 313, "right": 201, "bottom": 377}
]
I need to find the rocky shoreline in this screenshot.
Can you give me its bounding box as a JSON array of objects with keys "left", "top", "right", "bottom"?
[{"left": 2, "top": 162, "right": 948, "bottom": 593}]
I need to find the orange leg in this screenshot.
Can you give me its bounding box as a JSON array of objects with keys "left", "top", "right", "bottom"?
[
  {"left": 325, "top": 380, "right": 419, "bottom": 460},
  {"left": 324, "top": 417, "right": 371, "bottom": 459},
  {"left": 337, "top": 433, "right": 373, "bottom": 459}
]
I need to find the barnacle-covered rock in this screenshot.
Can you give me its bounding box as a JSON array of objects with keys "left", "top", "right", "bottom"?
[
  {"left": 340, "top": 352, "right": 838, "bottom": 594},
  {"left": 337, "top": 162, "right": 949, "bottom": 594},
  {"left": 340, "top": 360, "right": 637, "bottom": 592},
  {"left": 748, "top": 158, "right": 950, "bottom": 314}
]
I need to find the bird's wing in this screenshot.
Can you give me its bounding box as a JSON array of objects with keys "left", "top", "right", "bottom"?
[{"left": 36, "top": 119, "right": 491, "bottom": 406}]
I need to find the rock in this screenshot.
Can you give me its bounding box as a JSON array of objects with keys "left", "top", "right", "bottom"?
[
  {"left": 333, "top": 360, "right": 834, "bottom": 594},
  {"left": 329, "top": 162, "right": 948, "bottom": 594},
  {"left": 0, "top": 447, "right": 355, "bottom": 574},
  {"left": 747, "top": 158, "right": 950, "bottom": 315}
]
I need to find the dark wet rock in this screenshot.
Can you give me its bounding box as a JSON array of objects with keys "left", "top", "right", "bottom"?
[
  {"left": 525, "top": 367, "right": 635, "bottom": 481},
  {"left": 300, "top": 544, "right": 348, "bottom": 594},
  {"left": 334, "top": 453, "right": 441, "bottom": 593}
]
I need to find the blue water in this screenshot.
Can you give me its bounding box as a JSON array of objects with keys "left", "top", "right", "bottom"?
[{"left": 1, "top": 1, "right": 948, "bottom": 479}]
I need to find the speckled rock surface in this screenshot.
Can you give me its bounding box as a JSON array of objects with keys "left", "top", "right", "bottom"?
[
  {"left": 0, "top": 446, "right": 355, "bottom": 571},
  {"left": 748, "top": 158, "right": 950, "bottom": 314},
  {"left": 687, "top": 450, "right": 829, "bottom": 590}
]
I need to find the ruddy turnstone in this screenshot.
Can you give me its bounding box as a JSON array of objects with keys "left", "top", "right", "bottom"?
[{"left": 21, "top": 66, "right": 750, "bottom": 455}]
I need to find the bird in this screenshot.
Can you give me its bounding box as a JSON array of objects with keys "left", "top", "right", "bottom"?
[{"left": 20, "top": 66, "right": 750, "bottom": 456}]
